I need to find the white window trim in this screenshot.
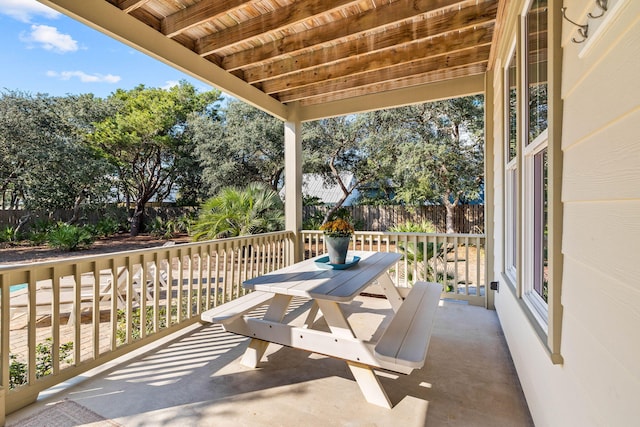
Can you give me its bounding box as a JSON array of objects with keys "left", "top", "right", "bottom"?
[
  {"left": 503, "top": 42, "right": 518, "bottom": 286},
  {"left": 500, "top": 0, "right": 563, "bottom": 363},
  {"left": 522, "top": 126, "right": 549, "bottom": 331},
  {"left": 504, "top": 164, "right": 517, "bottom": 283}
]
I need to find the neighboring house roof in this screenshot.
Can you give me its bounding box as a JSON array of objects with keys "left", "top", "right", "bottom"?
[{"left": 281, "top": 173, "right": 359, "bottom": 206}]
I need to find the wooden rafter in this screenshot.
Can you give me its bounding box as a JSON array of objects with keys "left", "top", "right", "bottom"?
[
  {"left": 298, "top": 64, "right": 487, "bottom": 107},
  {"left": 161, "top": 0, "right": 251, "bottom": 37},
  {"left": 260, "top": 26, "right": 494, "bottom": 94},
  {"left": 275, "top": 45, "right": 492, "bottom": 103},
  {"left": 195, "top": 0, "right": 363, "bottom": 56},
  {"left": 241, "top": 1, "right": 498, "bottom": 81},
  {"left": 118, "top": 0, "right": 151, "bottom": 14}
]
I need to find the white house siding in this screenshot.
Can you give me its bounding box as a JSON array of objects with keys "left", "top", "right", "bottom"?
[{"left": 491, "top": 0, "right": 640, "bottom": 425}]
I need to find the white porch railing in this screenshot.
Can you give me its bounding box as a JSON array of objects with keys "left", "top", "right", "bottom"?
[
  {"left": 302, "top": 230, "right": 487, "bottom": 305},
  {"left": 0, "top": 231, "right": 294, "bottom": 418},
  {"left": 0, "top": 229, "right": 485, "bottom": 420}
]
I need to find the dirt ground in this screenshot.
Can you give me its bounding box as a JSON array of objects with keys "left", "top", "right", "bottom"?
[{"left": 0, "top": 234, "right": 192, "bottom": 265}]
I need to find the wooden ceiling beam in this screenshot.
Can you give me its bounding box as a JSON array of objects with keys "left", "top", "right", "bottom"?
[
  {"left": 261, "top": 27, "right": 493, "bottom": 94},
  {"left": 118, "top": 0, "right": 151, "bottom": 14},
  {"left": 298, "top": 64, "right": 487, "bottom": 108},
  {"left": 220, "top": 0, "right": 473, "bottom": 70},
  {"left": 275, "top": 44, "right": 491, "bottom": 103},
  {"left": 242, "top": 2, "right": 497, "bottom": 83},
  {"left": 162, "top": 0, "right": 250, "bottom": 38},
  {"left": 127, "top": 6, "right": 161, "bottom": 31},
  {"left": 194, "top": 0, "right": 360, "bottom": 55}
]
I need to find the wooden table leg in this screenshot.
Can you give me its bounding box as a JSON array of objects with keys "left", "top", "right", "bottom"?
[
  {"left": 347, "top": 362, "right": 393, "bottom": 409},
  {"left": 377, "top": 273, "right": 403, "bottom": 313},
  {"left": 316, "top": 300, "right": 393, "bottom": 408},
  {"left": 240, "top": 294, "right": 291, "bottom": 367},
  {"left": 303, "top": 301, "right": 319, "bottom": 328}
]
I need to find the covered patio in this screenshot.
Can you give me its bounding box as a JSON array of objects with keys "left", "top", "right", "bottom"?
[
  {"left": 3, "top": 0, "right": 639, "bottom": 425},
  {"left": 6, "top": 296, "right": 531, "bottom": 426}
]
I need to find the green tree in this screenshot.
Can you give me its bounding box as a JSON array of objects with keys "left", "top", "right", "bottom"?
[
  {"left": 303, "top": 114, "right": 397, "bottom": 222},
  {"left": 0, "top": 91, "right": 114, "bottom": 213},
  {"left": 301, "top": 96, "right": 483, "bottom": 232},
  {"left": 191, "top": 182, "right": 284, "bottom": 241},
  {"left": 392, "top": 96, "right": 484, "bottom": 233},
  {"left": 90, "top": 82, "right": 221, "bottom": 235},
  {"left": 192, "top": 100, "right": 285, "bottom": 196}
]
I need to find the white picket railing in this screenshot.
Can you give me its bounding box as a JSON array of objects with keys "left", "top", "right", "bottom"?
[
  {"left": 0, "top": 229, "right": 485, "bottom": 420},
  {"left": 0, "top": 231, "right": 293, "bottom": 417},
  {"left": 302, "top": 230, "right": 486, "bottom": 304}
]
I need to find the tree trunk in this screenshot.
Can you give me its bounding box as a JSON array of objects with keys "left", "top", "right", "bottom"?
[
  {"left": 442, "top": 191, "right": 460, "bottom": 234},
  {"left": 323, "top": 191, "right": 351, "bottom": 224},
  {"left": 67, "top": 192, "right": 86, "bottom": 225},
  {"left": 445, "top": 203, "right": 455, "bottom": 234},
  {"left": 130, "top": 203, "right": 145, "bottom": 236}
]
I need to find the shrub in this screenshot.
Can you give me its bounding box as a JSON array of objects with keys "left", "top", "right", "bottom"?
[
  {"left": 94, "top": 217, "right": 123, "bottom": 237},
  {"left": 303, "top": 210, "right": 325, "bottom": 230},
  {"left": 389, "top": 220, "right": 436, "bottom": 233},
  {"left": 26, "top": 219, "right": 55, "bottom": 245},
  {"left": 389, "top": 220, "right": 441, "bottom": 285},
  {"left": 115, "top": 292, "right": 211, "bottom": 345},
  {"left": 172, "top": 214, "right": 193, "bottom": 234},
  {"left": 9, "top": 354, "right": 27, "bottom": 389},
  {"left": 47, "top": 222, "right": 95, "bottom": 251},
  {"left": 116, "top": 306, "right": 168, "bottom": 345},
  {"left": 328, "top": 207, "right": 351, "bottom": 222},
  {"left": 0, "top": 226, "right": 18, "bottom": 243},
  {"left": 9, "top": 338, "right": 74, "bottom": 389},
  {"left": 191, "top": 183, "right": 284, "bottom": 241},
  {"left": 148, "top": 214, "right": 193, "bottom": 239},
  {"left": 34, "top": 338, "right": 74, "bottom": 377}
]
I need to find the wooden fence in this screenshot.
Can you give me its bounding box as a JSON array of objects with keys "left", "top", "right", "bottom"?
[
  {"left": 303, "top": 205, "right": 484, "bottom": 233},
  {"left": 1, "top": 205, "right": 484, "bottom": 234},
  {"left": 0, "top": 207, "right": 196, "bottom": 232}
]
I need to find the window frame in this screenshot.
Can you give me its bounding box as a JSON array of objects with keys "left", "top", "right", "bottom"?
[
  {"left": 499, "top": 0, "right": 563, "bottom": 363},
  {"left": 522, "top": 129, "right": 549, "bottom": 330},
  {"left": 503, "top": 43, "right": 519, "bottom": 286}
]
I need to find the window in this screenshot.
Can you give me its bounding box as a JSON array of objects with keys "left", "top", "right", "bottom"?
[
  {"left": 523, "top": 0, "right": 548, "bottom": 324},
  {"left": 504, "top": 47, "right": 518, "bottom": 282},
  {"left": 526, "top": 0, "right": 548, "bottom": 145},
  {"left": 532, "top": 148, "right": 548, "bottom": 302},
  {"left": 501, "top": 0, "right": 561, "bottom": 361},
  {"left": 503, "top": 0, "right": 554, "bottom": 329}
]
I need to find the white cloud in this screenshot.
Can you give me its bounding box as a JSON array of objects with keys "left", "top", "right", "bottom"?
[
  {"left": 46, "top": 70, "right": 121, "bottom": 84},
  {"left": 20, "top": 24, "right": 78, "bottom": 53},
  {"left": 162, "top": 80, "right": 180, "bottom": 90},
  {"left": 0, "top": 0, "right": 60, "bottom": 22}
]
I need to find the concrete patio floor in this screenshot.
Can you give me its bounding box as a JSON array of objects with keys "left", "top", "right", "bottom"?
[{"left": 6, "top": 297, "right": 533, "bottom": 427}]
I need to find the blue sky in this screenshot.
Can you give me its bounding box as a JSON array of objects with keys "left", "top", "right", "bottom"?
[{"left": 0, "top": 0, "right": 216, "bottom": 98}]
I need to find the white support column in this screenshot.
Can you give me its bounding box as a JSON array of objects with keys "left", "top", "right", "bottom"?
[
  {"left": 284, "top": 106, "right": 303, "bottom": 263},
  {"left": 484, "top": 69, "right": 495, "bottom": 311}
]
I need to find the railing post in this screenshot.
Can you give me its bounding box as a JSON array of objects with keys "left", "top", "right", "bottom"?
[{"left": 0, "top": 387, "right": 5, "bottom": 427}]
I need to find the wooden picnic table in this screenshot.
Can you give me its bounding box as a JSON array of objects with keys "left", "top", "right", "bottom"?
[{"left": 202, "top": 251, "right": 441, "bottom": 408}]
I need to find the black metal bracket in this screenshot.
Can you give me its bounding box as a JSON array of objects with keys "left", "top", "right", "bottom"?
[{"left": 562, "top": 1, "right": 609, "bottom": 44}]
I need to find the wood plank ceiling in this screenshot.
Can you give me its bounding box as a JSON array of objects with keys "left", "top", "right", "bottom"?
[{"left": 107, "top": 0, "right": 500, "bottom": 108}]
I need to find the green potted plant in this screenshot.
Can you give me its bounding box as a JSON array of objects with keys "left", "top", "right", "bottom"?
[{"left": 320, "top": 218, "right": 354, "bottom": 264}]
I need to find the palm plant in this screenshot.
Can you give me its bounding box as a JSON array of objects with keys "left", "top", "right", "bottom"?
[
  {"left": 389, "top": 220, "right": 454, "bottom": 286},
  {"left": 47, "top": 222, "right": 95, "bottom": 251},
  {"left": 191, "top": 182, "right": 284, "bottom": 241}
]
